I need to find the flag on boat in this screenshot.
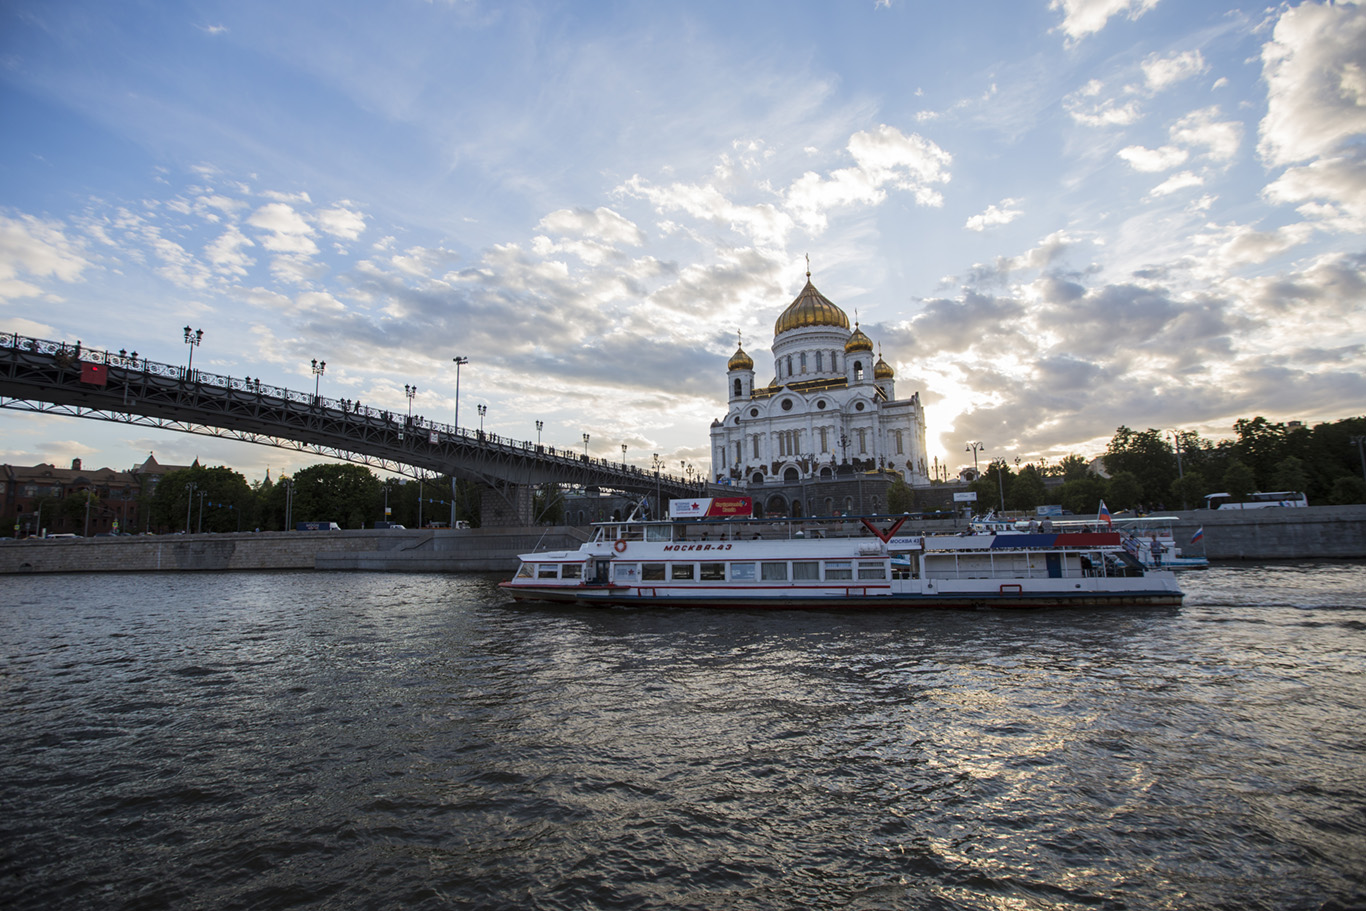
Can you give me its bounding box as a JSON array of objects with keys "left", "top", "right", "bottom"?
[
  {"left": 1097, "top": 500, "right": 1112, "bottom": 527},
  {"left": 1190, "top": 526, "right": 1204, "bottom": 544}
]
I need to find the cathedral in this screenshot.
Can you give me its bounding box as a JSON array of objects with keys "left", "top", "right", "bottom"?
[{"left": 710, "top": 269, "right": 929, "bottom": 516}]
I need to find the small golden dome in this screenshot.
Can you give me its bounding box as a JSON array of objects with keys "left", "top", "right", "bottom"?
[
  {"left": 874, "top": 356, "right": 894, "bottom": 379},
  {"left": 728, "top": 346, "right": 754, "bottom": 371},
  {"left": 775, "top": 280, "right": 851, "bottom": 335},
  {"left": 845, "top": 325, "right": 873, "bottom": 353}
]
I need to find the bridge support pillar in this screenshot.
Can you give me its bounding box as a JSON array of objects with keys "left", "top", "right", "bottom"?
[{"left": 478, "top": 482, "right": 534, "bottom": 527}]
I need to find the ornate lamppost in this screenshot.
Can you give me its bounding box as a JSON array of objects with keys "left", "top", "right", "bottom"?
[
  {"left": 621, "top": 443, "right": 627, "bottom": 468},
  {"left": 452, "top": 356, "right": 467, "bottom": 431},
  {"left": 405, "top": 384, "right": 417, "bottom": 420},
  {"left": 311, "top": 358, "right": 326, "bottom": 401},
  {"left": 183, "top": 326, "right": 203, "bottom": 378},
  {"left": 583, "top": 433, "right": 590, "bottom": 458},
  {"left": 965, "top": 441, "right": 985, "bottom": 475},
  {"left": 477, "top": 404, "right": 487, "bottom": 435},
  {"left": 536, "top": 420, "right": 544, "bottom": 446}
]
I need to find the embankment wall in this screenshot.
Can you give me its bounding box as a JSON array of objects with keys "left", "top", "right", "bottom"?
[
  {"left": 0, "top": 527, "right": 586, "bottom": 575},
  {"left": 0, "top": 506, "right": 1361, "bottom": 574}
]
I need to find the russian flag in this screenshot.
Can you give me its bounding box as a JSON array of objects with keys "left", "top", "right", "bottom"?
[
  {"left": 1098, "top": 499, "right": 1112, "bottom": 527},
  {"left": 1190, "top": 526, "right": 1204, "bottom": 544}
]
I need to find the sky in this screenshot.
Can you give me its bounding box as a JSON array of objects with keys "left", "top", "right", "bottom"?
[{"left": 2, "top": 0, "right": 1364, "bottom": 484}]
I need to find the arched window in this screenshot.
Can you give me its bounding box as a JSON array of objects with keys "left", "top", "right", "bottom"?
[
  {"left": 784, "top": 467, "right": 799, "bottom": 482},
  {"left": 853, "top": 360, "right": 864, "bottom": 382},
  {"left": 733, "top": 378, "right": 742, "bottom": 397},
  {"left": 815, "top": 351, "right": 823, "bottom": 372}
]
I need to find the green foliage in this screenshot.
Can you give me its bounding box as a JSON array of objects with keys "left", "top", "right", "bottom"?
[
  {"left": 1103, "top": 427, "right": 1174, "bottom": 503},
  {"left": 1057, "top": 455, "right": 1091, "bottom": 482},
  {"left": 1105, "top": 471, "right": 1143, "bottom": 511},
  {"left": 1007, "top": 465, "right": 1046, "bottom": 511},
  {"left": 1058, "top": 476, "right": 1108, "bottom": 516},
  {"left": 1170, "top": 470, "right": 1206, "bottom": 510},
  {"left": 151, "top": 464, "right": 253, "bottom": 533},
  {"left": 1221, "top": 461, "right": 1257, "bottom": 500},
  {"left": 290, "top": 463, "right": 382, "bottom": 529},
  {"left": 534, "top": 484, "right": 566, "bottom": 524},
  {"left": 886, "top": 476, "right": 916, "bottom": 513},
  {"left": 1328, "top": 475, "right": 1366, "bottom": 505}
]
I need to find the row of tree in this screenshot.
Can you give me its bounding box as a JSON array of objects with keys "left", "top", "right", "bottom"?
[
  {"left": 144, "top": 464, "right": 489, "bottom": 533},
  {"left": 895, "top": 415, "right": 1366, "bottom": 515}
]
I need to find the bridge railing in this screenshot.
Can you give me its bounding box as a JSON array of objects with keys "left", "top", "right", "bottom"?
[{"left": 3, "top": 331, "right": 704, "bottom": 488}]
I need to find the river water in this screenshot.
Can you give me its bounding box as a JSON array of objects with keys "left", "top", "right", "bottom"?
[{"left": 1, "top": 562, "right": 1363, "bottom": 911}]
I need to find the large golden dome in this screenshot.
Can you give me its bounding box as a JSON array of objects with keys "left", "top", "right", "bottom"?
[{"left": 774, "top": 280, "right": 851, "bottom": 335}]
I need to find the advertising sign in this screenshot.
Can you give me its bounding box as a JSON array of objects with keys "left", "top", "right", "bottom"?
[
  {"left": 669, "top": 497, "right": 753, "bottom": 519},
  {"left": 953, "top": 491, "right": 978, "bottom": 502}
]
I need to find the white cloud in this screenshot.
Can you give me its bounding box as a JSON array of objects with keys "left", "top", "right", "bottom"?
[
  {"left": 0, "top": 214, "right": 89, "bottom": 302},
  {"left": 1064, "top": 80, "right": 1143, "bottom": 127},
  {"left": 964, "top": 198, "right": 1024, "bottom": 231},
  {"left": 1258, "top": 0, "right": 1366, "bottom": 167},
  {"left": 1264, "top": 153, "right": 1366, "bottom": 232},
  {"left": 1118, "top": 144, "right": 1189, "bottom": 172},
  {"left": 538, "top": 207, "right": 644, "bottom": 246},
  {"left": 315, "top": 205, "right": 367, "bottom": 241},
  {"left": 1169, "top": 106, "right": 1242, "bottom": 162},
  {"left": 1148, "top": 171, "right": 1203, "bottom": 197},
  {"left": 205, "top": 226, "right": 255, "bottom": 277},
  {"left": 246, "top": 202, "right": 319, "bottom": 256},
  {"left": 1141, "top": 49, "right": 1207, "bottom": 92},
  {"left": 1050, "top": 0, "right": 1161, "bottom": 42}
]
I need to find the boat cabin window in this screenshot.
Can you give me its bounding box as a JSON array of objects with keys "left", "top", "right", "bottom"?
[
  {"left": 563, "top": 563, "right": 583, "bottom": 580},
  {"left": 642, "top": 563, "right": 666, "bottom": 581},
  {"left": 793, "top": 561, "right": 820, "bottom": 580},
  {"left": 537, "top": 565, "right": 559, "bottom": 579},
  {"left": 761, "top": 562, "right": 788, "bottom": 581},
  {"left": 645, "top": 525, "right": 673, "bottom": 543},
  {"left": 730, "top": 563, "right": 756, "bottom": 581},
  {"left": 614, "top": 563, "right": 639, "bottom": 581},
  {"left": 700, "top": 562, "right": 726, "bottom": 581},
  {"left": 670, "top": 564, "right": 695, "bottom": 581},
  {"left": 824, "top": 561, "right": 853, "bottom": 581},
  {"left": 858, "top": 561, "right": 887, "bottom": 580},
  {"left": 516, "top": 563, "right": 535, "bottom": 579}
]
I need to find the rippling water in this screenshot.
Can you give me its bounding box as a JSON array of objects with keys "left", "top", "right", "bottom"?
[{"left": 2, "top": 562, "right": 1364, "bottom": 910}]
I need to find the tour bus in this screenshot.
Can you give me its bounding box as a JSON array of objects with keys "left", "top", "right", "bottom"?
[{"left": 1203, "top": 491, "right": 1309, "bottom": 509}]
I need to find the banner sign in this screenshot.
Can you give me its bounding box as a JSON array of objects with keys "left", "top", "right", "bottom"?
[
  {"left": 669, "top": 496, "right": 753, "bottom": 519},
  {"left": 952, "top": 491, "right": 978, "bottom": 502}
]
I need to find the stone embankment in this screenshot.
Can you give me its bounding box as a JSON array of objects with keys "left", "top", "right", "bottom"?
[
  {"left": 0, "top": 527, "right": 587, "bottom": 575},
  {"left": 0, "top": 505, "right": 1361, "bottom": 574}
]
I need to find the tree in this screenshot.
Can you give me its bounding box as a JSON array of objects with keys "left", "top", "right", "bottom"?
[
  {"left": 533, "top": 484, "right": 566, "bottom": 524},
  {"left": 1268, "top": 456, "right": 1310, "bottom": 493},
  {"left": 1106, "top": 471, "right": 1143, "bottom": 511},
  {"left": 1057, "top": 454, "right": 1092, "bottom": 482},
  {"left": 151, "top": 464, "right": 253, "bottom": 533},
  {"left": 886, "top": 476, "right": 916, "bottom": 513},
  {"left": 1103, "top": 426, "right": 1175, "bottom": 504},
  {"left": 1058, "top": 476, "right": 1108, "bottom": 516},
  {"left": 290, "top": 463, "right": 382, "bottom": 529},
  {"left": 1007, "top": 464, "right": 1046, "bottom": 511},
  {"left": 1221, "top": 461, "right": 1257, "bottom": 500},
  {"left": 1170, "top": 470, "right": 1206, "bottom": 511},
  {"left": 1328, "top": 475, "right": 1366, "bottom": 505}
]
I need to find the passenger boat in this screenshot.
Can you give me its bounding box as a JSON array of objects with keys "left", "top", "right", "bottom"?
[
  {"left": 970, "top": 512, "right": 1209, "bottom": 569},
  {"left": 501, "top": 502, "right": 1183, "bottom": 609}
]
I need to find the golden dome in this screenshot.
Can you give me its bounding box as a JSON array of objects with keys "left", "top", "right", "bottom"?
[
  {"left": 775, "top": 280, "right": 851, "bottom": 335},
  {"left": 845, "top": 325, "right": 873, "bottom": 353},
  {"left": 728, "top": 346, "right": 754, "bottom": 371},
  {"left": 874, "top": 356, "right": 894, "bottom": 379}
]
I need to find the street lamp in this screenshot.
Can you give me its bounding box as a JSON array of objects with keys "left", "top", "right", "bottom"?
[
  {"left": 311, "top": 358, "right": 326, "bottom": 401},
  {"left": 183, "top": 326, "right": 203, "bottom": 378},
  {"left": 965, "top": 441, "right": 985, "bottom": 475},
  {"left": 452, "top": 356, "right": 467, "bottom": 431},
  {"left": 185, "top": 481, "right": 197, "bottom": 534},
  {"left": 653, "top": 453, "right": 661, "bottom": 515},
  {"left": 583, "top": 433, "right": 590, "bottom": 457},
  {"left": 477, "top": 404, "right": 487, "bottom": 435},
  {"left": 405, "top": 384, "right": 417, "bottom": 419},
  {"left": 536, "top": 420, "right": 544, "bottom": 446},
  {"left": 621, "top": 443, "right": 627, "bottom": 467}
]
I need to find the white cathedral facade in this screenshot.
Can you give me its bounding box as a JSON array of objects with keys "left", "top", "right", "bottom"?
[{"left": 710, "top": 272, "right": 929, "bottom": 498}]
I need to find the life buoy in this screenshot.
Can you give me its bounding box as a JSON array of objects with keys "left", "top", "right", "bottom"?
[{"left": 614, "top": 539, "right": 628, "bottom": 553}]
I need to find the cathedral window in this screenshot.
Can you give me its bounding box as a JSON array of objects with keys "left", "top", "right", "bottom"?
[
  {"left": 857, "top": 428, "right": 867, "bottom": 454},
  {"left": 752, "top": 436, "right": 760, "bottom": 459},
  {"left": 799, "top": 352, "right": 807, "bottom": 374},
  {"left": 733, "top": 378, "right": 741, "bottom": 397},
  {"left": 816, "top": 351, "right": 823, "bottom": 371},
  {"left": 819, "top": 427, "right": 829, "bottom": 453},
  {"left": 735, "top": 441, "right": 742, "bottom": 464},
  {"left": 786, "top": 355, "right": 793, "bottom": 376},
  {"left": 853, "top": 361, "right": 864, "bottom": 382},
  {"left": 894, "top": 430, "right": 904, "bottom": 455}
]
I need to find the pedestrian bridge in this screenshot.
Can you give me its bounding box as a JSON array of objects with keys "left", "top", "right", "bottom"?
[{"left": 0, "top": 333, "right": 708, "bottom": 524}]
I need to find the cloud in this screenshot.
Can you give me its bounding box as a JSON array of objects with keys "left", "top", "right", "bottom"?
[
  {"left": 315, "top": 205, "right": 367, "bottom": 241},
  {"left": 1169, "top": 106, "right": 1242, "bottom": 162},
  {"left": 1118, "top": 144, "right": 1189, "bottom": 172},
  {"left": 246, "top": 202, "right": 319, "bottom": 256},
  {"left": 0, "top": 214, "right": 89, "bottom": 302},
  {"left": 1258, "top": 0, "right": 1366, "bottom": 167},
  {"left": 964, "top": 198, "right": 1024, "bottom": 231},
  {"left": 1148, "top": 171, "right": 1203, "bottom": 197},
  {"left": 1050, "top": 0, "right": 1161, "bottom": 42},
  {"left": 1064, "top": 79, "right": 1142, "bottom": 127},
  {"left": 1141, "top": 49, "right": 1207, "bottom": 92},
  {"left": 205, "top": 226, "right": 255, "bottom": 277}
]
